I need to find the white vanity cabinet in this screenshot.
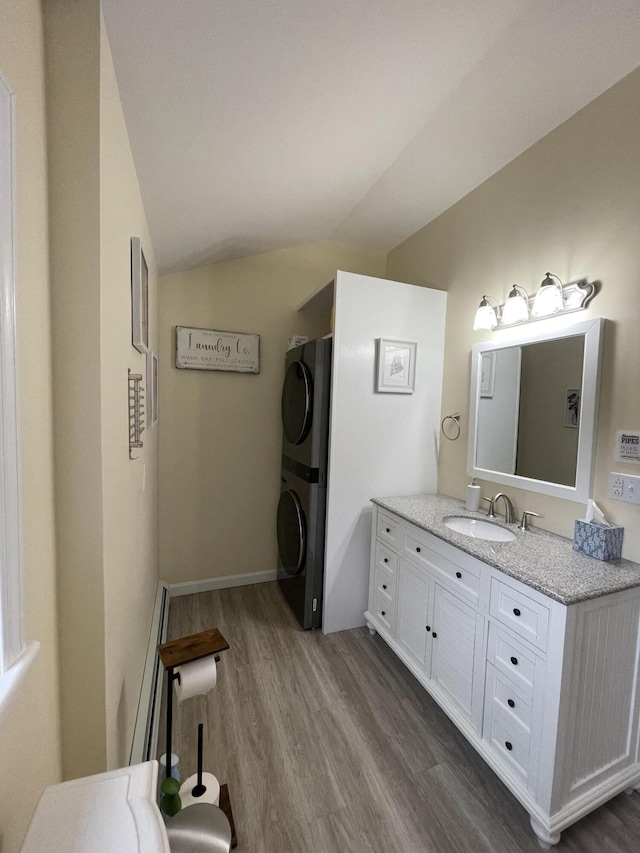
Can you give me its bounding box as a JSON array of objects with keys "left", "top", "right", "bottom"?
[
  {"left": 395, "top": 556, "right": 485, "bottom": 731},
  {"left": 365, "top": 504, "right": 640, "bottom": 849}
]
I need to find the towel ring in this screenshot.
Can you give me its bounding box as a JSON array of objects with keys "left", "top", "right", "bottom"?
[{"left": 441, "top": 413, "right": 461, "bottom": 441}]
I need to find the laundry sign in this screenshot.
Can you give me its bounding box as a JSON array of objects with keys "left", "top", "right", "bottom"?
[{"left": 175, "top": 326, "right": 260, "bottom": 373}]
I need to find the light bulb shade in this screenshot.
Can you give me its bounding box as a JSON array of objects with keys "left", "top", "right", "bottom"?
[
  {"left": 501, "top": 288, "right": 529, "bottom": 325},
  {"left": 473, "top": 300, "right": 498, "bottom": 330},
  {"left": 532, "top": 274, "right": 563, "bottom": 316}
]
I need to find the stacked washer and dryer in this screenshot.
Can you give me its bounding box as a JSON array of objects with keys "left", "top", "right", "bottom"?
[{"left": 277, "top": 338, "right": 332, "bottom": 629}]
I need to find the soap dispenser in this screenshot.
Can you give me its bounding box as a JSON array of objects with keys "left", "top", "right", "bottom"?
[{"left": 466, "top": 479, "right": 481, "bottom": 512}]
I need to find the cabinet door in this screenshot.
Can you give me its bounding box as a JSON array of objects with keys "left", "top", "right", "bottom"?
[
  {"left": 431, "top": 585, "right": 484, "bottom": 728},
  {"left": 397, "top": 559, "right": 433, "bottom": 672}
]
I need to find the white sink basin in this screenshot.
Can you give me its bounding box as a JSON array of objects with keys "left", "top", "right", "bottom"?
[{"left": 443, "top": 516, "right": 517, "bottom": 542}]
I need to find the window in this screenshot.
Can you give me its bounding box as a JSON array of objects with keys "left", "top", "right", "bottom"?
[{"left": 0, "top": 69, "right": 38, "bottom": 719}]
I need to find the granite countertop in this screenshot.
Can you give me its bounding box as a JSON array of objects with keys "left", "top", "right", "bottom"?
[{"left": 372, "top": 493, "right": 640, "bottom": 606}]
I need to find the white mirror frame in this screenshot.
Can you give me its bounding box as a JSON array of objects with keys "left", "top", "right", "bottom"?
[{"left": 468, "top": 317, "right": 604, "bottom": 503}]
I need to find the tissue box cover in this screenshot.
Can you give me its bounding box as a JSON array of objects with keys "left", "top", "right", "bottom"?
[{"left": 573, "top": 520, "right": 624, "bottom": 561}]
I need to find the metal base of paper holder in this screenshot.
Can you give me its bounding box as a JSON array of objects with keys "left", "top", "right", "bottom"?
[{"left": 166, "top": 803, "right": 231, "bottom": 853}]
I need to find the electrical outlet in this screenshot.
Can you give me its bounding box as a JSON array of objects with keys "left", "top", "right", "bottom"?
[
  {"left": 609, "top": 472, "right": 640, "bottom": 505},
  {"left": 610, "top": 473, "right": 624, "bottom": 498}
]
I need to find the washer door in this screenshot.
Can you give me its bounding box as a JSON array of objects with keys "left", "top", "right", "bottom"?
[
  {"left": 281, "top": 360, "right": 313, "bottom": 445},
  {"left": 277, "top": 489, "right": 306, "bottom": 576}
]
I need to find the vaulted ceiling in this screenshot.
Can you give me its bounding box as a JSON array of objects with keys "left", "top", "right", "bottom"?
[{"left": 102, "top": 0, "right": 640, "bottom": 274}]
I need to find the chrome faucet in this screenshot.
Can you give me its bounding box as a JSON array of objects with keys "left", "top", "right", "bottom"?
[
  {"left": 482, "top": 496, "right": 496, "bottom": 518},
  {"left": 492, "top": 493, "right": 516, "bottom": 524}
]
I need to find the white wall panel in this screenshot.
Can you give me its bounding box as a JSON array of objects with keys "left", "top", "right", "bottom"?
[{"left": 323, "top": 271, "right": 446, "bottom": 633}]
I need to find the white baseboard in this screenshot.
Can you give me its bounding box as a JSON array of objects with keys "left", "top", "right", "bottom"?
[{"left": 168, "top": 569, "right": 278, "bottom": 598}]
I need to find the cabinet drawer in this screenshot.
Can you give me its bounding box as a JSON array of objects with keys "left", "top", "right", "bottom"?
[
  {"left": 485, "top": 662, "right": 532, "bottom": 734},
  {"left": 377, "top": 512, "right": 400, "bottom": 549},
  {"left": 404, "top": 532, "right": 480, "bottom": 606},
  {"left": 490, "top": 578, "right": 550, "bottom": 652},
  {"left": 486, "top": 703, "right": 531, "bottom": 783},
  {"left": 375, "top": 566, "right": 396, "bottom": 603},
  {"left": 373, "top": 591, "right": 396, "bottom": 635},
  {"left": 488, "top": 626, "right": 538, "bottom": 699},
  {"left": 374, "top": 541, "right": 398, "bottom": 580}
]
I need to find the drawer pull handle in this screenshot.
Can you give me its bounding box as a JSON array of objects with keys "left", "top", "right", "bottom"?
[
  {"left": 505, "top": 741, "right": 513, "bottom": 751},
  {"left": 456, "top": 571, "right": 462, "bottom": 579},
  {"left": 416, "top": 547, "right": 421, "bottom": 553},
  {"left": 383, "top": 558, "right": 389, "bottom": 563},
  {"left": 510, "top": 656, "right": 518, "bottom": 666},
  {"left": 432, "top": 631, "right": 438, "bottom": 638},
  {"left": 513, "top": 608, "right": 521, "bottom": 617},
  {"left": 385, "top": 528, "right": 391, "bottom": 533},
  {"left": 507, "top": 699, "right": 515, "bottom": 708},
  {"left": 381, "top": 611, "right": 386, "bottom": 617},
  {"left": 382, "top": 584, "right": 387, "bottom": 590}
]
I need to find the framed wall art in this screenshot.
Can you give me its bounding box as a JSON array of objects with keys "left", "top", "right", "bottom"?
[
  {"left": 146, "top": 350, "right": 158, "bottom": 427},
  {"left": 563, "top": 388, "right": 580, "bottom": 429},
  {"left": 480, "top": 351, "right": 496, "bottom": 398},
  {"left": 175, "top": 326, "right": 260, "bottom": 373},
  {"left": 376, "top": 338, "right": 416, "bottom": 393},
  {"left": 131, "top": 236, "right": 149, "bottom": 353}
]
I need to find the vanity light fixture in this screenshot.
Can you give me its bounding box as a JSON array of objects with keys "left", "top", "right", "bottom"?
[
  {"left": 501, "top": 284, "right": 530, "bottom": 325},
  {"left": 472, "top": 274, "right": 597, "bottom": 331},
  {"left": 473, "top": 295, "right": 500, "bottom": 330},
  {"left": 531, "top": 272, "right": 564, "bottom": 317}
]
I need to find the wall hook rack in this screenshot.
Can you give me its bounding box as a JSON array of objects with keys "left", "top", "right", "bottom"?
[{"left": 128, "top": 369, "right": 145, "bottom": 459}]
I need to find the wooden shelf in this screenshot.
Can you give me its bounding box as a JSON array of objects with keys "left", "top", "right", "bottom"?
[
  {"left": 296, "top": 278, "right": 334, "bottom": 316},
  {"left": 157, "top": 627, "right": 229, "bottom": 670}
]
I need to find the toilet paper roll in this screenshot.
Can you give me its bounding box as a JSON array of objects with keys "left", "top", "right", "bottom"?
[
  {"left": 174, "top": 656, "right": 217, "bottom": 702},
  {"left": 179, "top": 772, "right": 220, "bottom": 808}
]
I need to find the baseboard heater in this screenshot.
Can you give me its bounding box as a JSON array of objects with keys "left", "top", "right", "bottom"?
[{"left": 130, "top": 581, "right": 170, "bottom": 765}]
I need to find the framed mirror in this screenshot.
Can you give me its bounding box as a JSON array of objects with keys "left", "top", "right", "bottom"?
[{"left": 468, "top": 317, "right": 603, "bottom": 502}]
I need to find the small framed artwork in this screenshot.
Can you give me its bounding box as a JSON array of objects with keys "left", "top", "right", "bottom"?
[
  {"left": 376, "top": 339, "right": 416, "bottom": 394},
  {"left": 480, "top": 352, "right": 496, "bottom": 398},
  {"left": 131, "top": 237, "right": 149, "bottom": 353},
  {"left": 152, "top": 353, "right": 158, "bottom": 425},
  {"left": 563, "top": 388, "right": 580, "bottom": 429},
  {"left": 146, "top": 350, "right": 158, "bottom": 427}
]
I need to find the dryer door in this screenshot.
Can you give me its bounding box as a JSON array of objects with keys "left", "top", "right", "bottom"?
[
  {"left": 277, "top": 489, "right": 306, "bottom": 576},
  {"left": 281, "top": 360, "right": 313, "bottom": 445}
]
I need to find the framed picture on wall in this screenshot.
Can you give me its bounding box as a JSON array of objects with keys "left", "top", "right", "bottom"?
[
  {"left": 563, "top": 388, "right": 580, "bottom": 428},
  {"left": 480, "top": 352, "right": 496, "bottom": 398},
  {"left": 375, "top": 338, "right": 416, "bottom": 393},
  {"left": 152, "top": 352, "right": 158, "bottom": 425},
  {"left": 146, "top": 350, "right": 158, "bottom": 427},
  {"left": 131, "top": 236, "right": 149, "bottom": 353}
]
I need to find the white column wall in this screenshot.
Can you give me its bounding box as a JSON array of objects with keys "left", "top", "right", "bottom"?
[{"left": 323, "top": 271, "right": 446, "bottom": 633}]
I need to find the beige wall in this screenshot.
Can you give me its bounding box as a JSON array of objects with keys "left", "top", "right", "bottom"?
[
  {"left": 45, "top": 0, "right": 159, "bottom": 781},
  {"left": 388, "top": 67, "right": 640, "bottom": 562},
  {"left": 159, "top": 242, "right": 386, "bottom": 583},
  {"left": 45, "top": 0, "right": 106, "bottom": 781},
  {"left": 0, "top": 2, "right": 62, "bottom": 851},
  {"left": 99, "top": 15, "right": 159, "bottom": 771}
]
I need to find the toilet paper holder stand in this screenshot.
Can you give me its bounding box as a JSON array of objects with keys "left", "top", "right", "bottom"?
[{"left": 157, "top": 627, "right": 230, "bottom": 781}]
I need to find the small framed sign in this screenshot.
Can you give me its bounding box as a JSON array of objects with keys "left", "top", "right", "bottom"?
[
  {"left": 375, "top": 338, "right": 416, "bottom": 393},
  {"left": 176, "top": 326, "right": 260, "bottom": 373}
]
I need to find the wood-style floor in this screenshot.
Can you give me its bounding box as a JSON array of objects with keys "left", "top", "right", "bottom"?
[{"left": 160, "top": 582, "right": 640, "bottom": 852}]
